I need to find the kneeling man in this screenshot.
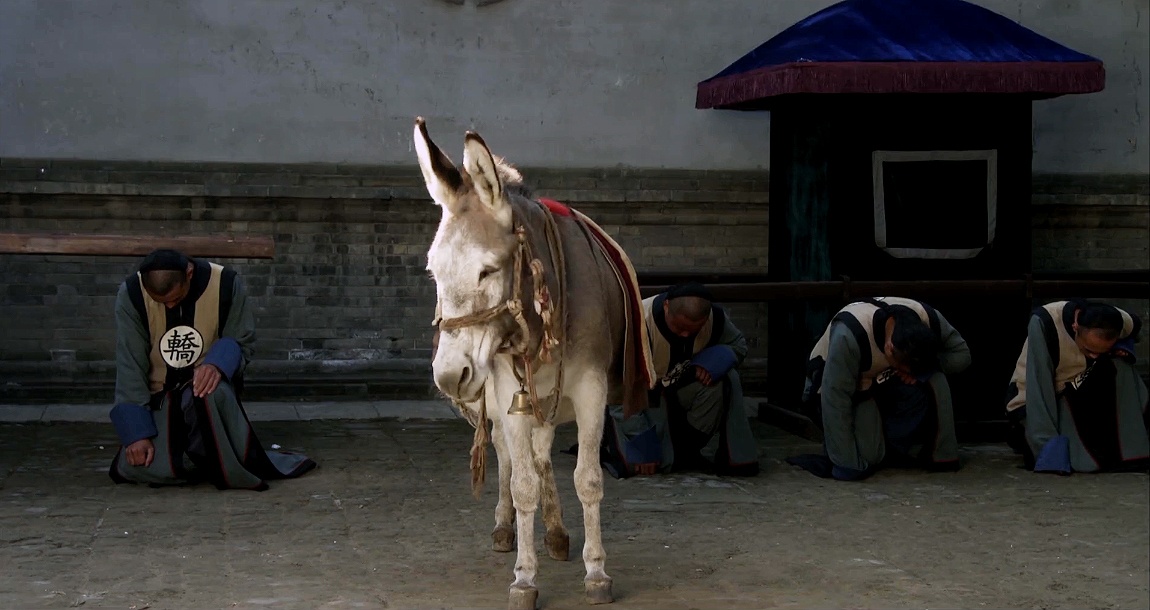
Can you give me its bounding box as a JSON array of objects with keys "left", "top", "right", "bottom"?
[
  {"left": 1005, "top": 299, "right": 1149, "bottom": 474},
  {"left": 787, "top": 297, "right": 971, "bottom": 481},
  {"left": 108, "top": 249, "right": 315, "bottom": 490}
]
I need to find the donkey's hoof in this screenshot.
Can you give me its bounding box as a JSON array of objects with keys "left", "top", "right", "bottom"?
[
  {"left": 508, "top": 585, "right": 539, "bottom": 610},
  {"left": 585, "top": 577, "right": 614, "bottom": 605},
  {"left": 492, "top": 525, "right": 516, "bottom": 553},
  {"left": 544, "top": 529, "right": 570, "bottom": 561}
]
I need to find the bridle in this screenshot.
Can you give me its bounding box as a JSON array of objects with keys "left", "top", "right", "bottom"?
[
  {"left": 430, "top": 201, "right": 567, "bottom": 426},
  {"left": 433, "top": 225, "right": 535, "bottom": 361}
]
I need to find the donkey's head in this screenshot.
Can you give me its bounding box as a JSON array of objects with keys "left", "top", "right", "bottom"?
[{"left": 415, "top": 117, "right": 525, "bottom": 402}]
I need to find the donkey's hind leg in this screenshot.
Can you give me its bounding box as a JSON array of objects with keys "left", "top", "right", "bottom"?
[
  {"left": 490, "top": 415, "right": 516, "bottom": 553},
  {"left": 572, "top": 370, "right": 613, "bottom": 604},
  {"left": 532, "top": 423, "right": 570, "bottom": 561}
]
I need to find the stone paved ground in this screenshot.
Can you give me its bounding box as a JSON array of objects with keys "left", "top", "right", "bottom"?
[{"left": 0, "top": 403, "right": 1147, "bottom": 610}]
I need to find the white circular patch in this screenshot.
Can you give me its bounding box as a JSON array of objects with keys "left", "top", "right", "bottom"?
[{"left": 159, "top": 325, "right": 204, "bottom": 369}]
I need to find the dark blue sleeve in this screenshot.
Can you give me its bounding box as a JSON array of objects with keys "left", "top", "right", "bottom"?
[
  {"left": 690, "top": 345, "right": 739, "bottom": 379},
  {"left": 1112, "top": 336, "right": 1137, "bottom": 363},
  {"left": 203, "top": 337, "right": 242, "bottom": 379},
  {"left": 109, "top": 403, "right": 157, "bottom": 446}
]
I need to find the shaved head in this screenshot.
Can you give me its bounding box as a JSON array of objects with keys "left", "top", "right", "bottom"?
[
  {"left": 667, "top": 295, "right": 711, "bottom": 322},
  {"left": 142, "top": 269, "right": 187, "bottom": 295}
]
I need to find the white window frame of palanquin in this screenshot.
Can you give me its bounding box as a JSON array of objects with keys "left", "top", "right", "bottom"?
[{"left": 871, "top": 149, "right": 998, "bottom": 260}]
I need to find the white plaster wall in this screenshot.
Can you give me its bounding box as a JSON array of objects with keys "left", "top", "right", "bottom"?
[{"left": 1, "top": 0, "right": 1145, "bottom": 172}]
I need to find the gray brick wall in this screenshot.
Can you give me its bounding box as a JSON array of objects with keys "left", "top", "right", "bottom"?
[
  {"left": 1, "top": 161, "right": 1145, "bottom": 397},
  {"left": 0, "top": 160, "right": 770, "bottom": 394}
]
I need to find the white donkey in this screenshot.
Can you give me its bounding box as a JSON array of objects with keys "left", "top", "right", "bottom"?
[{"left": 414, "top": 117, "right": 653, "bottom": 610}]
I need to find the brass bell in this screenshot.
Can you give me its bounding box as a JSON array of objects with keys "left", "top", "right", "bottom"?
[{"left": 507, "top": 390, "right": 533, "bottom": 416}]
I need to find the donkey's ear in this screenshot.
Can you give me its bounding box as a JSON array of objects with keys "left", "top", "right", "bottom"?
[
  {"left": 414, "top": 117, "right": 464, "bottom": 213},
  {"left": 463, "top": 131, "right": 510, "bottom": 228}
]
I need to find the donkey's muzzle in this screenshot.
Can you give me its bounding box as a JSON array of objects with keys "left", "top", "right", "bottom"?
[{"left": 433, "top": 358, "right": 483, "bottom": 403}]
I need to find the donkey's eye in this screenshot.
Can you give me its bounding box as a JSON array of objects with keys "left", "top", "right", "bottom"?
[{"left": 479, "top": 267, "right": 498, "bottom": 282}]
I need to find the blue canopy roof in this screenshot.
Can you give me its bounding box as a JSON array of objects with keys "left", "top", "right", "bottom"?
[{"left": 697, "top": 0, "right": 1105, "bottom": 109}]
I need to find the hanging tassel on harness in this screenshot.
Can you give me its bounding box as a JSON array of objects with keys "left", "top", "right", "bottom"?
[
  {"left": 468, "top": 396, "right": 490, "bottom": 498},
  {"left": 531, "top": 259, "right": 560, "bottom": 364}
]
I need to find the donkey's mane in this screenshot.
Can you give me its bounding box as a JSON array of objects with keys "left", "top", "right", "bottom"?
[{"left": 494, "top": 155, "right": 533, "bottom": 199}]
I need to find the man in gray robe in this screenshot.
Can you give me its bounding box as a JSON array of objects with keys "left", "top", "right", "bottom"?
[
  {"left": 787, "top": 297, "right": 971, "bottom": 481},
  {"left": 1005, "top": 299, "right": 1149, "bottom": 474},
  {"left": 108, "top": 249, "right": 315, "bottom": 490},
  {"left": 602, "top": 282, "right": 759, "bottom": 477}
]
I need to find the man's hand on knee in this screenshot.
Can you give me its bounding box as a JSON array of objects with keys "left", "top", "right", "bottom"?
[
  {"left": 125, "top": 438, "right": 155, "bottom": 467},
  {"left": 193, "top": 364, "right": 223, "bottom": 398},
  {"left": 694, "top": 366, "right": 714, "bottom": 386}
]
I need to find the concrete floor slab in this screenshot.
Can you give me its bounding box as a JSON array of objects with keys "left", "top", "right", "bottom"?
[
  {"left": 40, "top": 404, "right": 106, "bottom": 423},
  {"left": 294, "top": 401, "right": 381, "bottom": 421},
  {"left": 374, "top": 399, "right": 457, "bottom": 420},
  {"left": 244, "top": 402, "right": 302, "bottom": 422},
  {"left": 0, "top": 405, "right": 45, "bottom": 422}
]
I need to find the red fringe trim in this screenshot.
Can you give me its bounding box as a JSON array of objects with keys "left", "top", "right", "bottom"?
[{"left": 696, "top": 61, "right": 1105, "bottom": 109}]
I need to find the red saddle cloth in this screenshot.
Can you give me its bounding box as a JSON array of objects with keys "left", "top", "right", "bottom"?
[{"left": 538, "top": 197, "right": 573, "bottom": 217}]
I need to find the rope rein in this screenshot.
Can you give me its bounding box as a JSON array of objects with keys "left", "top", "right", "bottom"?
[{"left": 431, "top": 200, "right": 569, "bottom": 495}]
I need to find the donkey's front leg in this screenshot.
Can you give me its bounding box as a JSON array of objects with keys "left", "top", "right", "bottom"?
[
  {"left": 532, "top": 423, "right": 570, "bottom": 561},
  {"left": 573, "top": 373, "right": 613, "bottom": 604},
  {"left": 490, "top": 415, "right": 516, "bottom": 553},
  {"left": 503, "top": 407, "right": 542, "bottom": 610}
]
